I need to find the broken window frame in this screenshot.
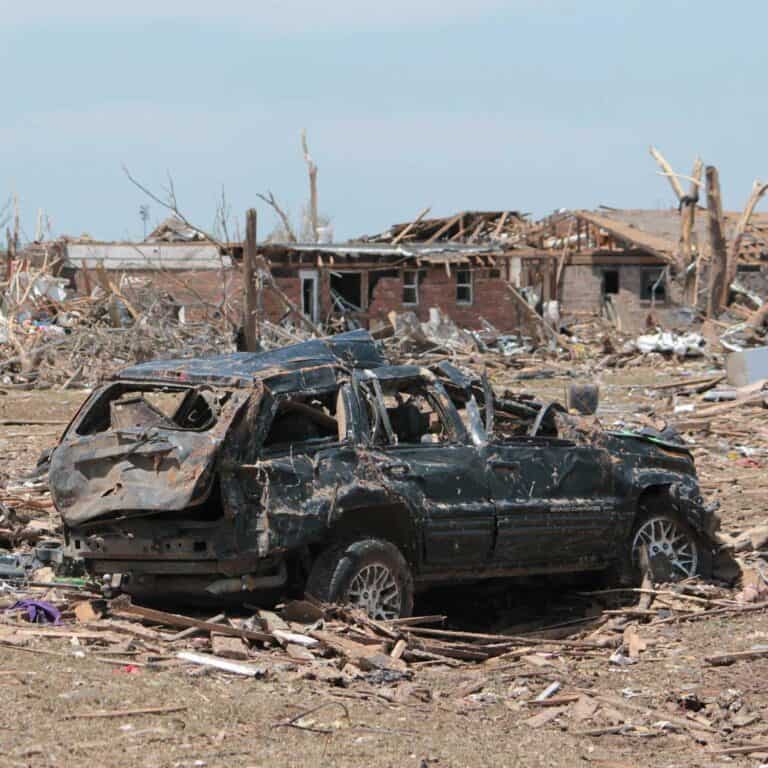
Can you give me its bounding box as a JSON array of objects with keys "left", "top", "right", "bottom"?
[
  {"left": 402, "top": 270, "right": 419, "bottom": 306},
  {"left": 68, "top": 381, "right": 228, "bottom": 437},
  {"left": 640, "top": 268, "right": 667, "bottom": 303},
  {"left": 357, "top": 371, "right": 465, "bottom": 447},
  {"left": 255, "top": 383, "right": 353, "bottom": 457},
  {"left": 455, "top": 268, "right": 473, "bottom": 305}
]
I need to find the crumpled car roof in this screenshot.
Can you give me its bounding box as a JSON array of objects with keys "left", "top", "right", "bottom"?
[{"left": 117, "top": 329, "right": 386, "bottom": 386}]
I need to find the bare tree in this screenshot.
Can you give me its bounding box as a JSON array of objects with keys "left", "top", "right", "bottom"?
[{"left": 301, "top": 129, "right": 319, "bottom": 242}]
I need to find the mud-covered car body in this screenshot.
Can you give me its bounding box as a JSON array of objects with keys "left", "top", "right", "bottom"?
[{"left": 50, "top": 330, "right": 718, "bottom": 600}]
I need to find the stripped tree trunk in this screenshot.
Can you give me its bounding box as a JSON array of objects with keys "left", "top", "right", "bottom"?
[{"left": 705, "top": 166, "right": 728, "bottom": 317}]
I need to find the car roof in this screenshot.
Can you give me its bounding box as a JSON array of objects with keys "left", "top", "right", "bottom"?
[{"left": 116, "top": 329, "right": 386, "bottom": 387}]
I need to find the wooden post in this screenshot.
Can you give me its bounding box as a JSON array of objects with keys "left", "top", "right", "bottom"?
[
  {"left": 705, "top": 166, "right": 728, "bottom": 317},
  {"left": 680, "top": 158, "right": 703, "bottom": 302},
  {"left": 243, "top": 208, "right": 259, "bottom": 352}
]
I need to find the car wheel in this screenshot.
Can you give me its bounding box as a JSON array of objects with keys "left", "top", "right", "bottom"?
[
  {"left": 630, "top": 513, "right": 712, "bottom": 581},
  {"left": 305, "top": 538, "right": 414, "bottom": 620}
]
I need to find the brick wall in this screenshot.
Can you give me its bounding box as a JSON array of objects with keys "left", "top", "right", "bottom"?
[
  {"left": 366, "top": 266, "right": 529, "bottom": 333},
  {"left": 560, "top": 264, "right": 676, "bottom": 331},
  {"left": 75, "top": 268, "right": 244, "bottom": 323}
]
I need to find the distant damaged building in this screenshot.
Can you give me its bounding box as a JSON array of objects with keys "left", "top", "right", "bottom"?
[{"left": 533, "top": 208, "right": 768, "bottom": 330}]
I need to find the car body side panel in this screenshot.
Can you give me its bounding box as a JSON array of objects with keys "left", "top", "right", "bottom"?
[
  {"left": 373, "top": 444, "right": 495, "bottom": 568},
  {"left": 488, "top": 440, "right": 619, "bottom": 567}
]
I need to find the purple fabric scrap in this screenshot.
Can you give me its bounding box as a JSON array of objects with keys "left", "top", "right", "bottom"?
[{"left": 7, "top": 599, "right": 62, "bottom": 625}]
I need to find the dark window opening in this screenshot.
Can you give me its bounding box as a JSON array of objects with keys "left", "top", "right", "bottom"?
[
  {"left": 489, "top": 268, "right": 501, "bottom": 279},
  {"left": 76, "top": 384, "right": 226, "bottom": 436},
  {"left": 330, "top": 272, "right": 362, "bottom": 312},
  {"left": 602, "top": 270, "right": 620, "bottom": 295},
  {"left": 301, "top": 276, "right": 317, "bottom": 320},
  {"left": 641, "top": 269, "right": 666, "bottom": 302},
  {"left": 456, "top": 269, "right": 473, "bottom": 304},
  {"left": 262, "top": 392, "right": 340, "bottom": 452}
]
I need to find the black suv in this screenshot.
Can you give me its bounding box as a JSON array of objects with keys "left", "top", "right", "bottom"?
[{"left": 50, "top": 331, "right": 718, "bottom": 618}]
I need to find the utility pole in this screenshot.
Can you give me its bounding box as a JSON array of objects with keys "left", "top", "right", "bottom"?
[{"left": 243, "top": 208, "right": 259, "bottom": 352}]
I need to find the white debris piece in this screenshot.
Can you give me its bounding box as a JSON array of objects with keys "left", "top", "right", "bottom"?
[{"left": 632, "top": 331, "right": 706, "bottom": 358}]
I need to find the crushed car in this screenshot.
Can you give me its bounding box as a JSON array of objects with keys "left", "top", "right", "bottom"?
[{"left": 49, "top": 330, "right": 719, "bottom": 619}]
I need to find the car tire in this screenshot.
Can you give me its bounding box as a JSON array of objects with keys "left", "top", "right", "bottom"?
[
  {"left": 628, "top": 510, "right": 713, "bottom": 583},
  {"left": 305, "top": 538, "right": 414, "bottom": 620}
]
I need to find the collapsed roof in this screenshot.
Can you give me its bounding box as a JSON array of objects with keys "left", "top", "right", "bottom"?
[{"left": 538, "top": 208, "right": 768, "bottom": 264}]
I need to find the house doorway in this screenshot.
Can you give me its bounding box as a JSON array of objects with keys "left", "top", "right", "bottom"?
[{"left": 299, "top": 270, "right": 319, "bottom": 322}]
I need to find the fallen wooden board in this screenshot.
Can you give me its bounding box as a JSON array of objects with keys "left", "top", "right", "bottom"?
[
  {"left": 110, "top": 596, "right": 273, "bottom": 644},
  {"left": 65, "top": 706, "right": 186, "bottom": 719},
  {"left": 705, "top": 648, "right": 768, "bottom": 666}
]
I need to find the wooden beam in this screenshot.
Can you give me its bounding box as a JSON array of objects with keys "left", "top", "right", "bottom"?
[
  {"left": 391, "top": 206, "right": 431, "bottom": 245},
  {"left": 504, "top": 281, "right": 571, "bottom": 355},
  {"left": 493, "top": 211, "right": 510, "bottom": 239},
  {"left": 425, "top": 213, "right": 463, "bottom": 244},
  {"left": 705, "top": 166, "right": 728, "bottom": 317},
  {"left": 680, "top": 157, "right": 703, "bottom": 301}
]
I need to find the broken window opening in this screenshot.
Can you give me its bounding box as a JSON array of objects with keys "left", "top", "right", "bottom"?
[
  {"left": 402, "top": 270, "right": 419, "bottom": 305},
  {"left": 640, "top": 269, "right": 666, "bottom": 302},
  {"left": 75, "top": 384, "right": 226, "bottom": 436},
  {"left": 261, "top": 391, "right": 341, "bottom": 452},
  {"left": 456, "top": 269, "right": 473, "bottom": 305},
  {"left": 330, "top": 271, "right": 363, "bottom": 312},
  {"left": 363, "top": 380, "right": 452, "bottom": 446},
  {"left": 602, "top": 269, "right": 619, "bottom": 296}
]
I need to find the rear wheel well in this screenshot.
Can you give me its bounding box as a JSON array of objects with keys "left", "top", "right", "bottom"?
[{"left": 313, "top": 503, "right": 417, "bottom": 566}]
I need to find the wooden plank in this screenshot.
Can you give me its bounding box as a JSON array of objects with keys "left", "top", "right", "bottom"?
[
  {"left": 391, "top": 207, "right": 431, "bottom": 245},
  {"left": 65, "top": 706, "right": 186, "bottom": 720},
  {"left": 109, "top": 596, "right": 273, "bottom": 644}
]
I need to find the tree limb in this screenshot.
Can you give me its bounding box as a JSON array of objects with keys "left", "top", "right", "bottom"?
[
  {"left": 256, "top": 191, "right": 297, "bottom": 242},
  {"left": 649, "top": 146, "right": 684, "bottom": 201},
  {"left": 122, "top": 165, "right": 226, "bottom": 251}
]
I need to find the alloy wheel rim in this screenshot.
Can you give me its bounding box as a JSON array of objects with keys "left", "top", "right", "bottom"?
[
  {"left": 632, "top": 516, "right": 698, "bottom": 578},
  {"left": 347, "top": 563, "right": 401, "bottom": 620}
]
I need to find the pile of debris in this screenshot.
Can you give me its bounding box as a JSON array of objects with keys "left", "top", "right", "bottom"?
[
  {"left": 0, "top": 256, "right": 238, "bottom": 388},
  {"left": 4, "top": 563, "right": 768, "bottom": 755}
]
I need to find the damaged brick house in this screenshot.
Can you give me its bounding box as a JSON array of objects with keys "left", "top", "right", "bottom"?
[
  {"left": 34, "top": 206, "right": 768, "bottom": 337},
  {"left": 251, "top": 211, "right": 555, "bottom": 333},
  {"left": 28, "top": 219, "right": 241, "bottom": 324},
  {"left": 533, "top": 208, "right": 768, "bottom": 331}
]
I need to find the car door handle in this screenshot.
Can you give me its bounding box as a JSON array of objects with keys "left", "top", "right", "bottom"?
[
  {"left": 488, "top": 459, "right": 520, "bottom": 472},
  {"left": 383, "top": 461, "right": 416, "bottom": 479}
]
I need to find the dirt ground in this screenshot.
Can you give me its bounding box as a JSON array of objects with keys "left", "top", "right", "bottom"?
[{"left": 2, "top": 362, "right": 768, "bottom": 768}]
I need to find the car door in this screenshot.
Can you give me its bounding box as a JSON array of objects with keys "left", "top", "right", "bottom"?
[
  {"left": 486, "top": 436, "right": 618, "bottom": 569},
  {"left": 227, "top": 381, "right": 356, "bottom": 557},
  {"left": 357, "top": 370, "right": 495, "bottom": 570}
]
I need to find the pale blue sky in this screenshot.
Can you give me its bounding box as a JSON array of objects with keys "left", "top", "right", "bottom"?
[{"left": 2, "top": 1, "right": 766, "bottom": 241}]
